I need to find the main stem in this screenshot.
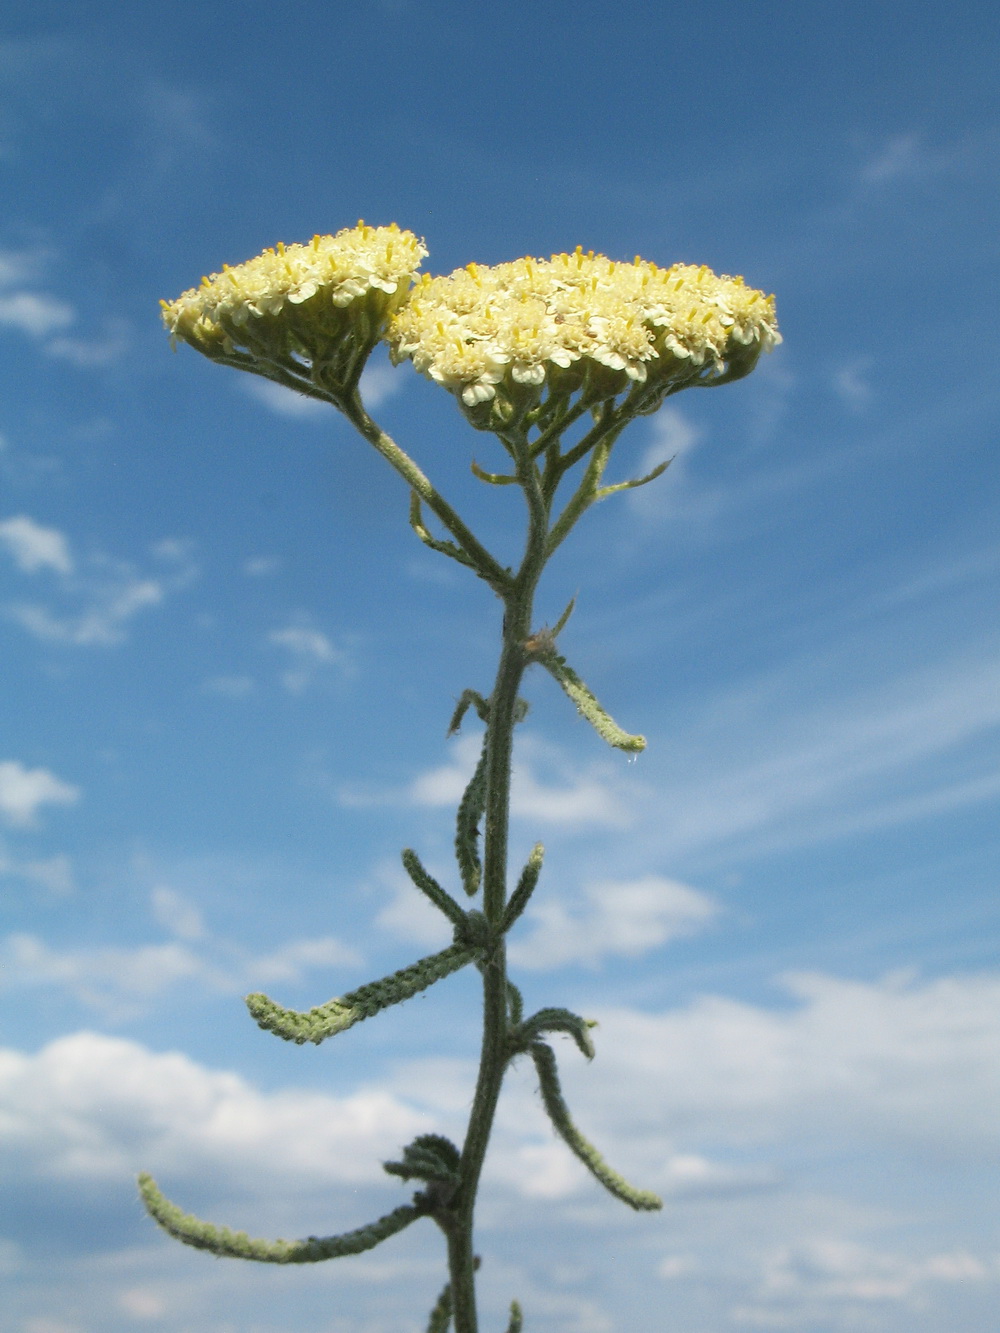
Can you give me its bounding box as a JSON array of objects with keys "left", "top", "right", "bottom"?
[{"left": 447, "top": 472, "right": 549, "bottom": 1333}]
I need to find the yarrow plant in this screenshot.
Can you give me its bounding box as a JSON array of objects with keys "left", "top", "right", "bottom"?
[{"left": 142, "top": 221, "right": 780, "bottom": 1332}]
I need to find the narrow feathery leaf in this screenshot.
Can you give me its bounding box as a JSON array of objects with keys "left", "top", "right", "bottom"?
[
  {"left": 383, "top": 1133, "right": 462, "bottom": 1185},
  {"left": 506, "top": 981, "right": 524, "bottom": 1027},
  {"left": 549, "top": 595, "right": 576, "bottom": 638},
  {"left": 455, "top": 738, "right": 488, "bottom": 895},
  {"left": 447, "top": 689, "right": 491, "bottom": 735},
  {"left": 245, "top": 943, "right": 478, "bottom": 1044},
  {"left": 593, "top": 457, "right": 670, "bottom": 499},
  {"left": 500, "top": 843, "right": 544, "bottom": 932},
  {"left": 505, "top": 1299, "right": 524, "bottom": 1332},
  {"left": 512, "top": 1007, "right": 596, "bottom": 1060},
  {"left": 409, "top": 491, "right": 476, "bottom": 569},
  {"left": 533, "top": 650, "right": 645, "bottom": 752},
  {"left": 138, "top": 1173, "right": 424, "bottom": 1263},
  {"left": 530, "top": 1043, "right": 662, "bottom": 1211},
  {"left": 471, "top": 458, "right": 519, "bottom": 485},
  {"left": 426, "top": 1280, "right": 453, "bottom": 1333},
  {"left": 401, "top": 848, "right": 467, "bottom": 927}
]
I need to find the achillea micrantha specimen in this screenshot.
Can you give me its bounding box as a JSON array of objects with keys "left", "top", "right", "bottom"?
[{"left": 143, "top": 222, "right": 780, "bottom": 1333}]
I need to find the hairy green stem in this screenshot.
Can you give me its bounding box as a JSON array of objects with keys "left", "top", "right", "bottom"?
[
  {"left": 447, "top": 435, "right": 551, "bottom": 1333},
  {"left": 344, "top": 394, "right": 511, "bottom": 594}
]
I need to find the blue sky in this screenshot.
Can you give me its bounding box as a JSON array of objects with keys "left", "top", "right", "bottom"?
[{"left": 1, "top": 2, "right": 998, "bottom": 1330}]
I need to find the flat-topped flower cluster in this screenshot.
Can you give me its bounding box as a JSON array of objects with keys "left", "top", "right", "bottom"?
[
  {"left": 387, "top": 249, "right": 781, "bottom": 408},
  {"left": 160, "top": 223, "right": 428, "bottom": 357},
  {"left": 160, "top": 224, "right": 779, "bottom": 415}
]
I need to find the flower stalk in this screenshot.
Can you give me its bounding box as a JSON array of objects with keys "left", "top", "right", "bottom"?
[{"left": 142, "top": 222, "right": 779, "bottom": 1331}]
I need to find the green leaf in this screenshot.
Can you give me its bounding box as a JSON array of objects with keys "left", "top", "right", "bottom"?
[
  {"left": 549, "top": 595, "right": 576, "bottom": 638},
  {"left": 471, "top": 458, "right": 519, "bottom": 485},
  {"left": 505, "top": 1300, "right": 524, "bottom": 1333},
  {"left": 512, "top": 1007, "right": 595, "bottom": 1060},
  {"left": 530, "top": 1043, "right": 662, "bottom": 1212},
  {"left": 426, "top": 1280, "right": 453, "bottom": 1333},
  {"left": 245, "top": 943, "right": 479, "bottom": 1044},
  {"left": 532, "top": 649, "right": 645, "bottom": 753},
  {"left": 409, "top": 491, "right": 477, "bottom": 569},
  {"left": 447, "top": 689, "right": 491, "bottom": 735},
  {"left": 592, "top": 457, "right": 671, "bottom": 501},
  {"left": 401, "top": 848, "right": 467, "bottom": 927},
  {"left": 506, "top": 981, "right": 524, "bottom": 1027},
  {"left": 500, "top": 843, "right": 544, "bottom": 933},
  {"left": 455, "top": 738, "right": 488, "bottom": 896},
  {"left": 383, "top": 1134, "right": 462, "bottom": 1185},
  {"left": 138, "top": 1173, "right": 425, "bottom": 1264}
]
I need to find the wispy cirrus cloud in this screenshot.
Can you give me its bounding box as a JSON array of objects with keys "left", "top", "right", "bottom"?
[
  {"left": 268, "top": 619, "right": 351, "bottom": 692},
  {"left": 0, "top": 246, "right": 130, "bottom": 367},
  {"left": 2, "top": 891, "right": 360, "bottom": 1021},
  {"left": 0, "top": 846, "right": 74, "bottom": 896},
  {"left": 0, "top": 517, "right": 196, "bottom": 646},
  {"left": 630, "top": 639, "right": 1000, "bottom": 867}
]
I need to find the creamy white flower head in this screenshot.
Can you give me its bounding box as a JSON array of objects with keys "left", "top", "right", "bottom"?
[
  {"left": 161, "top": 224, "right": 428, "bottom": 391},
  {"left": 388, "top": 249, "right": 780, "bottom": 415}
]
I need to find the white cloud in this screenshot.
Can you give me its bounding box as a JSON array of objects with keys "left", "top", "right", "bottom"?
[
  {"left": 0, "top": 514, "right": 73, "bottom": 574},
  {"left": 625, "top": 406, "right": 701, "bottom": 517},
  {"left": 10, "top": 575, "right": 163, "bottom": 645},
  {"left": 269, "top": 625, "right": 341, "bottom": 661},
  {"left": 2, "top": 527, "right": 195, "bottom": 647},
  {"left": 117, "top": 1288, "right": 166, "bottom": 1320},
  {"left": 1, "top": 918, "right": 360, "bottom": 1018},
  {"left": 0, "top": 1031, "right": 430, "bottom": 1186},
  {"left": 407, "top": 732, "right": 634, "bottom": 829},
  {"left": 0, "top": 761, "right": 79, "bottom": 827},
  {"left": 0, "top": 847, "right": 74, "bottom": 895},
  {"left": 0, "top": 290, "right": 74, "bottom": 337},
  {"left": 860, "top": 133, "right": 923, "bottom": 184},
  {"left": 268, "top": 621, "right": 349, "bottom": 692},
  {"left": 0, "top": 247, "right": 126, "bottom": 365},
  {"left": 150, "top": 887, "right": 204, "bottom": 941},
  {"left": 492, "top": 1137, "right": 775, "bottom": 1203},
  {"left": 248, "top": 936, "right": 361, "bottom": 986},
  {"left": 359, "top": 358, "right": 406, "bottom": 408},
  {"left": 756, "top": 1236, "right": 992, "bottom": 1307},
  {"left": 574, "top": 970, "right": 1000, "bottom": 1158},
  {"left": 4, "top": 970, "right": 1000, "bottom": 1328},
  {"left": 149, "top": 536, "right": 195, "bottom": 563},
  {"left": 241, "top": 353, "right": 404, "bottom": 419},
  {"left": 381, "top": 968, "right": 1000, "bottom": 1204},
  {"left": 243, "top": 555, "right": 279, "bottom": 576},
  {"left": 3, "top": 935, "right": 211, "bottom": 1011},
  {"left": 0, "top": 248, "right": 40, "bottom": 288},
  {"left": 374, "top": 860, "right": 453, "bottom": 948},
  {"left": 832, "top": 357, "right": 873, "bottom": 409},
  {"left": 243, "top": 378, "right": 329, "bottom": 419},
  {"left": 508, "top": 875, "right": 718, "bottom": 970},
  {"left": 45, "top": 318, "right": 130, "bottom": 367}
]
